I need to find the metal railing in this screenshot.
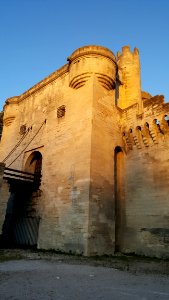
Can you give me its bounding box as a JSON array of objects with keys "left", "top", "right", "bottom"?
[{"left": 3, "top": 167, "right": 41, "bottom": 190}]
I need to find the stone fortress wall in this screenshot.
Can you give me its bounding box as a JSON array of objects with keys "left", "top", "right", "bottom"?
[{"left": 0, "top": 44, "right": 169, "bottom": 257}]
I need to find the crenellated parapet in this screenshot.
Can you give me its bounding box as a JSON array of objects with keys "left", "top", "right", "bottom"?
[
  {"left": 120, "top": 94, "right": 169, "bottom": 151},
  {"left": 117, "top": 46, "right": 142, "bottom": 113}
]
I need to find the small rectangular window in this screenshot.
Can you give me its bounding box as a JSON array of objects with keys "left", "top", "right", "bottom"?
[{"left": 57, "top": 105, "right": 65, "bottom": 118}]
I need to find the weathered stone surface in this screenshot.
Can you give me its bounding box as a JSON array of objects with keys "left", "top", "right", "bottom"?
[{"left": 0, "top": 44, "right": 169, "bottom": 258}]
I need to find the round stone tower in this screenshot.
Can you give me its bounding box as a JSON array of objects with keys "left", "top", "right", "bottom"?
[
  {"left": 68, "top": 45, "right": 117, "bottom": 90},
  {"left": 3, "top": 97, "right": 19, "bottom": 127}
]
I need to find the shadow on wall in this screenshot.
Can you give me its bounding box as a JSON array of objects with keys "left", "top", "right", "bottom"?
[
  {"left": 114, "top": 146, "right": 125, "bottom": 253},
  {"left": 0, "top": 112, "right": 3, "bottom": 141},
  {"left": 0, "top": 151, "right": 43, "bottom": 249}
]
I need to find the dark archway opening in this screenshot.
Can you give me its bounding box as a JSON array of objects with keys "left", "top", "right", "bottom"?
[{"left": 1, "top": 151, "right": 42, "bottom": 248}]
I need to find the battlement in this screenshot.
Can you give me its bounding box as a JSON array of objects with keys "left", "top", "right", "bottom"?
[
  {"left": 122, "top": 114, "right": 169, "bottom": 151},
  {"left": 143, "top": 95, "right": 164, "bottom": 107},
  {"left": 117, "top": 45, "right": 139, "bottom": 59},
  {"left": 120, "top": 93, "right": 169, "bottom": 152},
  {"left": 117, "top": 45, "right": 142, "bottom": 112}
]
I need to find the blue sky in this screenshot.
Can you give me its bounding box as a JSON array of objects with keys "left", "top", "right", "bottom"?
[{"left": 0, "top": 0, "right": 169, "bottom": 111}]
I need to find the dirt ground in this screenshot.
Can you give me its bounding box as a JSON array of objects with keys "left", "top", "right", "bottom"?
[
  {"left": 0, "top": 249, "right": 169, "bottom": 300},
  {"left": 1, "top": 248, "right": 169, "bottom": 275},
  {"left": 1, "top": 249, "right": 169, "bottom": 300}
]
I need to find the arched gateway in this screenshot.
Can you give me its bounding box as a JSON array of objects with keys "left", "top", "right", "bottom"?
[
  {"left": 114, "top": 146, "right": 125, "bottom": 252},
  {"left": 1, "top": 152, "right": 42, "bottom": 247}
]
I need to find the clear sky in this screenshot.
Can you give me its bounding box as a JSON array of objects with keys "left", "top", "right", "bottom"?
[{"left": 0, "top": 0, "right": 169, "bottom": 111}]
